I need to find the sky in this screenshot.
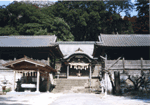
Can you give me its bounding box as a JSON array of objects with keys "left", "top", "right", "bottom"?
[{"left": 0, "top": 0, "right": 138, "bottom": 18}]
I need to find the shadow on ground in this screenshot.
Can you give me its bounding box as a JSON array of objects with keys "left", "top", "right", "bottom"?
[{"left": 120, "top": 91, "right": 150, "bottom": 104}]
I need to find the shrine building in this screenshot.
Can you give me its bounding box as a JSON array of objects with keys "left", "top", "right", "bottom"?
[{"left": 0, "top": 34, "right": 150, "bottom": 93}]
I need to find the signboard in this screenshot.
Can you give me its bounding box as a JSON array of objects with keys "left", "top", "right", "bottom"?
[
  {"left": 21, "top": 84, "right": 36, "bottom": 88},
  {"left": 75, "top": 55, "right": 83, "bottom": 58}
]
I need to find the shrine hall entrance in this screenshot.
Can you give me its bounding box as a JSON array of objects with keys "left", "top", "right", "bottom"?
[
  {"left": 69, "top": 67, "right": 89, "bottom": 77},
  {"left": 61, "top": 48, "right": 95, "bottom": 79}
]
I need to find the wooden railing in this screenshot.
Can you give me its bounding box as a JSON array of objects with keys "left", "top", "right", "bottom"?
[{"left": 105, "top": 58, "right": 150, "bottom": 70}]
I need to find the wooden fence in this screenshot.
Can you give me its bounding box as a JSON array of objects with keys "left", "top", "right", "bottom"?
[{"left": 105, "top": 58, "right": 150, "bottom": 70}]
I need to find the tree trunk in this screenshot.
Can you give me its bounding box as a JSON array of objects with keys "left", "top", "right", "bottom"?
[{"left": 114, "top": 71, "right": 121, "bottom": 95}]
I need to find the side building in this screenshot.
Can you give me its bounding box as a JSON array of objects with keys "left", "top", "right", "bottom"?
[
  {"left": 0, "top": 35, "right": 63, "bottom": 92},
  {"left": 93, "top": 34, "right": 150, "bottom": 94}
]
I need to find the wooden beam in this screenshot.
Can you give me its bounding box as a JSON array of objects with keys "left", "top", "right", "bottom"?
[
  {"left": 49, "top": 50, "right": 55, "bottom": 57},
  {"left": 106, "top": 56, "right": 122, "bottom": 70},
  {"left": 11, "top": 64, "right": 14, "bottom": 68},
  {"left": 100, "top": 55, "right": 106, "bottom": 60}
]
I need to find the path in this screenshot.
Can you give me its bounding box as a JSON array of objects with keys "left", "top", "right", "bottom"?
[
  {"left": 0, "top": 92, "right": 150, "bottom": 105},
  {"left": 50, "top": 93, "right": 150, "bottom": 105}
]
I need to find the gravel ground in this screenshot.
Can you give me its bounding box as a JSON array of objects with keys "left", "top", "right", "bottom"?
[
  {"left": 0, "top": 92, "right": 62, "bottom": 105},
  {"left": 0, "top": 92, "right": 150, "bottom": 105},
  {"left": 50, "top": 93, "right": 150, "bottom": 105}
]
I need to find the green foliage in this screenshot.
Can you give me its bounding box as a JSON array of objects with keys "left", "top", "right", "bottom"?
[
  {"left": 0, "top": 1, "right": 135, "bottom": 40},
  {"left": 135, "top": 0, "right": 149, "bottom": 17},
  {"left": 104, "top": 0, "right": 134, "bottom": 16},
  {"left": 0, "top": 1, "right": 73, "bottom": 41},
  {"left": 47, "top": 1, "right": 108, "bottom": 41},
  {"left": 3, "top": 88, "right": 11, "bottom": 93},
  {"left": 0, "top": 26, "right": 18, "bottom": 35},
  {"left": 44, "top": 1, "right": 135, "bottom": 40},
  {"left": 52, "top": 17, "right": 74, "bottom": 41},
  {"left": 103, "top": 1, "right": 134, "bottom": 34},
  {"left": 134, "top": 0, "right": 149, "bottom": 34}
]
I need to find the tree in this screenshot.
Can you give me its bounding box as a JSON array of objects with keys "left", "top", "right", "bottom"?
[
  {"left": 20, "top": 0, "right": 55, "bottom": 8},
  {"left": 134, "top": 0, "right": 149, "bottom": 34},
  {"left": 44, "top": 1, "right": 135, "bottom": 41},
  {"left": 0, "top": 5, "right": 10, "bottom": 27},
  {"left": 0, "top": 1, "right": 74, "bottom": 41},
  {"left": 128, "top": 72, "right": 150, "bottom": 91},
  {"left": 44, "top": 1, "right": 108, "bottom": 41},
  {"left": 104, "top": 0, "right": 134, "bottom": 17},
  {"left": 52, "top": 17, "right": 74, "bottom": 41},
  {"left": 121, "top": 16, "right": 134, "bottom": 34},
  {"left": 103, "top": 0, "right": 134, "bottom": 34}
]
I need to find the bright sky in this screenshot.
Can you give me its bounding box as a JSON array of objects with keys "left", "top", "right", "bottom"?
[{"left": 0, "top": 0, "right": 138, "bottom": 17}]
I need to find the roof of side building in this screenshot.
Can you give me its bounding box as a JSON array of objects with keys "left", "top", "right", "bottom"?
[
  {"left": 96, "top": 34, "right": 150, "bottom": 47},
  {"left": 0, "top": 35, "right": 57, "bottom": 47}
]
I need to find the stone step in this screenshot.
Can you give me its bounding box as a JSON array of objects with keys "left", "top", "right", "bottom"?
[{"left": 51, "top": 79, "right": 89, "bottom": 93}]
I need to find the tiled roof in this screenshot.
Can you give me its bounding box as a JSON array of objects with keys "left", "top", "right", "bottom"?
[
  {"left": 57, "top": 41, "right": 95, "bottom": 58},
  {"left": 2, "top": 56, "right": 56, "bottom": 72},
  {"left": 0, "top": 35, "right": 57, "bottom": 47},
  {"left": 96, "top": 34, "right": 150, "bottom": 47},
  {"left": 0, "top": 60, "right": 11, "bottom": 70},
  {"left": 0, "top": 59, "right": 48, "bottom": 70}
]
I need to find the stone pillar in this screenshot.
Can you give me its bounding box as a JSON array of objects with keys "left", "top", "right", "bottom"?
[
  {"left": 67, "top": 65, "right": 69, "bottom": 78},
  {"left": 89, "top": 65, "right": 92, "bottom": 79},
  {"left": 36, "top": 69, "right": 40, "bottom": 92},
  {"left": 12, "top": 70, "right": 16, "bottom": 92},
  {"left": 47, "top": 73, "right": 50, "bottom": 92}
]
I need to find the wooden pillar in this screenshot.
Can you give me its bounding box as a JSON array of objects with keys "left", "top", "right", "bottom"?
[
  {"left": 89, "top": 64, "right": 92, "bottom": 92},
  {"left": 105, "top": 73, "right": 107, "bottom": 95},
  {"left": 47, "top": 73, "right": 50, "bottom": 92},
  {"left": 114, "top": 71, "right": 121, "bottom": 95},
  {"left": 123, "top": 57, "right": 125, "bottom": 73},
  {"left": 36, "top": 69, "right": 40, "bottom": 92},
  {"left": 105, "top": 54, "right": 107, "bottom": 68},
  {"left": 149, "top": 47, "right": 150, "bottom": 60},
  {"left": 12, "top": 70, "right": 16, "bottom": 92},
  {"left": 104, "top": 53, "right": 107, "bottom": 95},
  {"left": 54, "top": 56, "right": 56, "bottom": 69},
  {"left": 67, "top": 65, "right": 69, "bottom": 78},
  {"left": 141, "top": 57, "right": 143, "bottom": 75}
]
